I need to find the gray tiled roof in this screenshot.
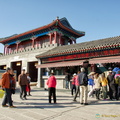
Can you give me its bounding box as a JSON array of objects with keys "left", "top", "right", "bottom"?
[
  {"left": 0, "top": 38, "right": 4, "bottom": 41},
  {"left": 36, "top": 36, "right": 120, "bottom": 58}
]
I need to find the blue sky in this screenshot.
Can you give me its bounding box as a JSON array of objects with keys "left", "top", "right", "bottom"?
[{"left": 0, "top": 0, "right": 120, "bottom": 53}]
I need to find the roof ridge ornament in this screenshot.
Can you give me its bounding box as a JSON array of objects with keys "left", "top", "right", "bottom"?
[{"left": 56, "top": 16, "right": 59, "bottom": 20}]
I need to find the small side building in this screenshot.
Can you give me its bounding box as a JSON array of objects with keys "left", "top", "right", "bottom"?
[{"left": 36, "top": 36, "right": 120, "bottom": 89}]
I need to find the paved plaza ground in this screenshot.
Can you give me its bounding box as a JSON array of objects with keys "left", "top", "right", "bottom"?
[{"left": 0, "top": 86, "right": 120, "bottom": 120}]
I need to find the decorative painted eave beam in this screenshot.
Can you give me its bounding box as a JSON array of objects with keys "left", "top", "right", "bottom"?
[
  {"left": 5, "top": 31, "right": 49, "bottom": 46},
  {"left": 0, "top": 20, "right": 57, "bottom": 43},
  {"left": 48, "top": 28, "right": 76, "bottom": 39}
]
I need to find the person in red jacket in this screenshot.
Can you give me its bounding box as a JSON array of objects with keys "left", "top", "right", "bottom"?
[
  {"left": 73, "top": 71, "right": 80, "bottom": 101},
  {"left": 71, "top": 73, "right": 77, "bottom": 96},
  {"left": 1, "top": 67, "right": 16, "bottom": 108},
  {"left": 47, "top": 73, "right": 57, "bottom": 103}
]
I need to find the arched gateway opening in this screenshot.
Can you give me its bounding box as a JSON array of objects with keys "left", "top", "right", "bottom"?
[
  {"left": 28, "top": 61, "right": 38, "bottom": 82},
  {"left": 11, "top": 61, "right": 22, "bottom": 80}
]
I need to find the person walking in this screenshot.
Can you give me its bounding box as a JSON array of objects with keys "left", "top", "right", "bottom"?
[
  {"left": 107, "top": 71, "right": 116, "bottom": 100},
  {"left": 88, "top": 72, "right": 95, "bottom": 98},
  {"left": 47, "top": 73, "right": 57, "bottom": 104},
  {"left": 114, "top": 71, "right": 120, "bottom": 100},
  {"left": 116, "top": 75, "right": 120, "bottom": 99},
  {"left": 78, "top": 68, "right": 88, "bottom": 105},
  {"left": 100, "top": 73, "right": 108, "bottom": 100},
  {"left": 73, "top": 71, "right": 80, "bottom": 101},
  {"left": 94, "top": 73, "right": 101, "bottom": 100},
  {"left": 26, "top": 73, "right": 31, "bottom": 96},
  {"left": 18, "top": 69, "right": 28, "bottom": 100},
  {"left": 1, "top": 67, "right": 16, "bottom": 108},
  {"left": 65, "top": 72, "right": 70, "bottom": 89},
  {"left": 9, "top": 69, "right": 16, "bottom": 100},
  {"left": 71, "top": 73, "right": 76, "bottom": 96},
  {"left": 113, "top": 65, "right": 120, "bottom": 74}
]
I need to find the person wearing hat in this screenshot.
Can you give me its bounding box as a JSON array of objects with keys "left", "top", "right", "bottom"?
[
  {"left": 71, "top": 73, "right": 77, "bottom": 96},
  {"left": 18, "top": 69, "right": 28, "bottom": 100},
  {"left": 1, "top": 67, "right": 16, "bottom": 108},
  {"left": 88, "top": 72, "right": 95, "bottom": 98},
  {"left": 104, "top": 67, "right": 115, "bottom": 78},
  {"left": 113, "top": 65, "right": 120, "bottom": 74}
]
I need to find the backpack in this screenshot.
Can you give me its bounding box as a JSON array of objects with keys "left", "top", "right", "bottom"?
[
  {"left": 80, "top": 73, "right": 88, "bottom": 86},
  {"left": 115, "top": 76, "right": 120, "bottom": 84},
  {"left": 115, "top": 76, "right": 120, "bottom": 86},
  {"left": 0, "top": 79, "right": 2, "bottom": 87}
]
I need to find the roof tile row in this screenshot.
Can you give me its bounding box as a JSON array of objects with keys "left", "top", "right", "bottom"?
[{"left": 36, "top": 36, "right": 120, "bottom": 58}]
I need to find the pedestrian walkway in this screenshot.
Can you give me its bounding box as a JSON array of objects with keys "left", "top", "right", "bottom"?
[{"left": 0, "top": 86, "right": 120, "bottom": 120}]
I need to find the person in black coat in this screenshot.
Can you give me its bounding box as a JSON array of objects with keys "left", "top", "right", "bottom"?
[
  {"left": 65, "top": 73, "right": 70, "bottom": 89},
  {"left": 107, "top": 71, "right": 116, "bottom": 100}
]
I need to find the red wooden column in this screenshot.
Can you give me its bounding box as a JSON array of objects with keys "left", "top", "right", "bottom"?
[
  {"left": 73, "top": 39, "right": 76, "bottom": 44},
  {"left": 4, "top": 45, "right": 9, "bottom": 55},
  {"left": 70, "top": 37, "right": 76, "bottom": 44},
  {"left": 16, "top": 44, "right": 18, "bottom": 51},
  {"left": 54, "top": 31, "right": 57, "bottom": 44},
  {"left": 49, "top": 33, "right": 52, "bottom": 44},
  {"left": 70, "top": 40, "right": 73, "bottom": 44},
  {"left": 31, "top": 36, "right": 37, "bottom": 48},
  {"left": 58, "top": 33, "right": 61, "bottom": 44},
  {"left": 36, "top": 41, "right": 39, "bottom": 48},
  {"left": 91, "top": 64, "right": 96, "bottom": 72},
  {"left": 32, "top": 39, "right": 35, "bottom": 48}
]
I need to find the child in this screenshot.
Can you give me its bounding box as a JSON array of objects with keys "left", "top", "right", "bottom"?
[
  {"left": 71, "top": 73, "right": 77, "bottom": 96},
  {"left": 26, "top": 73, "right": 31, "bottom": 96}
]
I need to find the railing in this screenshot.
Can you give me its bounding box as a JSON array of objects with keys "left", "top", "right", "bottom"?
[{"left": 0, "top": 43, "right": 59, "bottom": 57}]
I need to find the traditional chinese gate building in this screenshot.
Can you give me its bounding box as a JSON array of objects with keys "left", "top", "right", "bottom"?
[
  {"left": 0, "top": 17, "right": 120, "bottom": 88},
  {"left": 0, "top": 17, "right": 85, "bottom": 84}
]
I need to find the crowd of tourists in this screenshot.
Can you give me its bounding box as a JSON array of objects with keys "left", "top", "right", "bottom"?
[
  {"left": 47, "top": 66, "right": 120, "bottom": 105},
  {"left": 0, "top": 65, "right": 120, "bottom": 108},
  {"left": 1, "top": 68, "right": 31, "bottom": 108},
  {"left": 65, "top": 66, "right": 120, "bottom": 105}
]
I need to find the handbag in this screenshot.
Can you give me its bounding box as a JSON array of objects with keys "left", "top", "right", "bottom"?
[
  {"left": 0, "top": 89, "right": 5, "bottom": 98},
  {"left": 11, "top": 89, "right": 15, "bottom": 94}
]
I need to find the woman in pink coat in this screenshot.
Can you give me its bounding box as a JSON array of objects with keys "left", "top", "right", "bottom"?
[{"left": 47, "top": 73, "right": 57, "bottom": 103}]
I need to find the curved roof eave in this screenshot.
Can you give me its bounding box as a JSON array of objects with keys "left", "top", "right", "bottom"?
[
  {"left": 59, "top": 18, "right": 85, "bottom": 36},
  {"left": 0, "top": 20, "right": 57, "bottom": 43},
  {"left": 58, "top": 20, "right": 85, "bottom": 37},
  {"left": 0, "top": 17, "right": 85, "bottom": 43}
]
